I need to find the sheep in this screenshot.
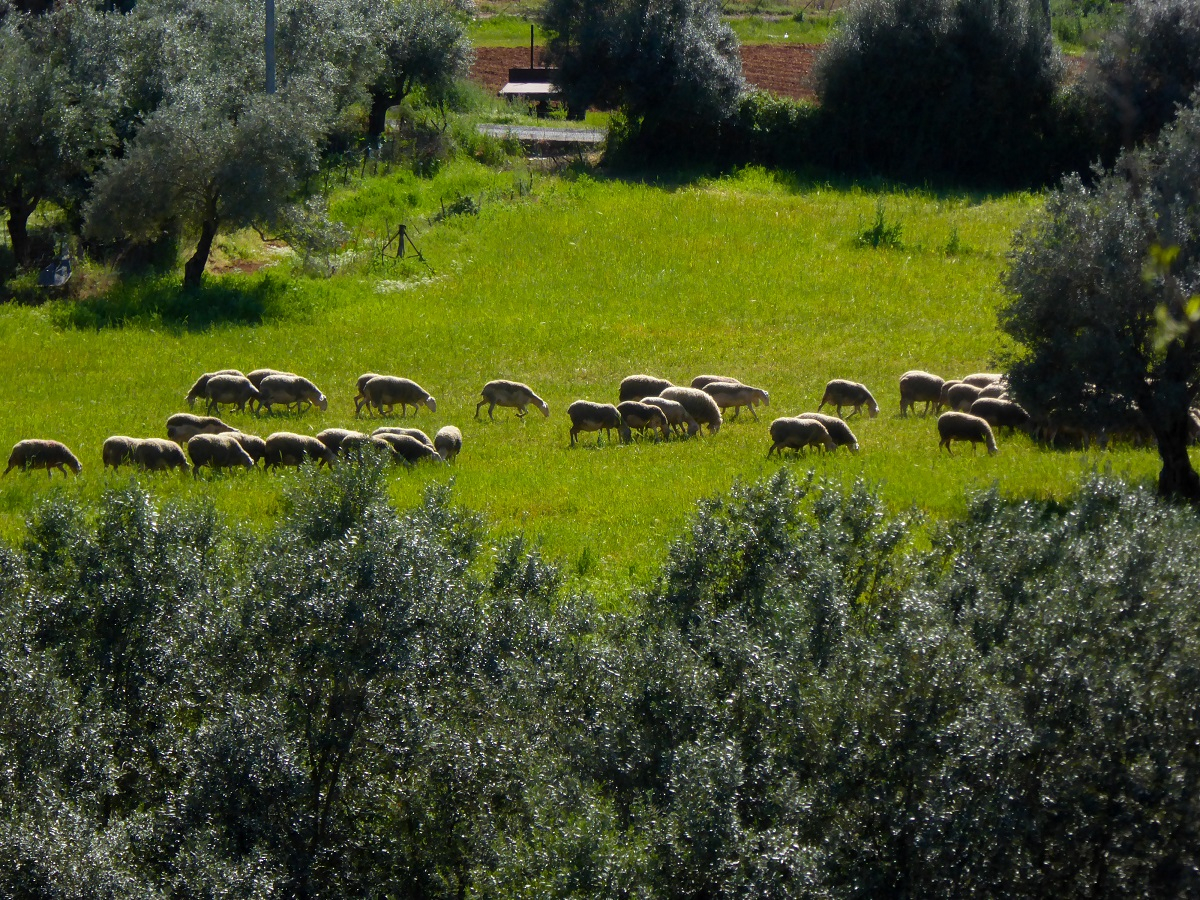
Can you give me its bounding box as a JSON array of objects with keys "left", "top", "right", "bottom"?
[
  {"left": 167, "top": 413, "right": 237, "bottom": 445},
  {"left": 702, "top": 381, "right": 770, "bottom": 421},
  {"left": 962, "top": 372, "right": 1004, "bottom": 388},
  {"left": 767, "top": 417, "right": 836, "bottom": 456},
  {"left": 4, "top": 440, "right": 82, "bottom": 477},
  {"left": 434, "top": 425, "right": 463, "bottom": 462},
  {"left": 362, "top": 376, "right": 436, "bottom": 417},
  {"left": 642, "top": 396, "right": 700, "bottom": 437},
  {"left": 797, "top": 412, "right": 860, "bottom": 451},
  {"left": 316, "top": 428, "right": 363, "bottom": 456},
  {"left": 258, "top": 374, "right": 328, "bottom": 414},
  {"left": 659, "top": 386, "right": 722, "bottom": 435},
  {"left": 969, "top": 397, "right": 1030, "bottom": 433},
  {"left": 690, "top": 374, "right": 739, "bottom": 390},
  {"left": 567, "top": 400, "right": 624, "bottom": 446},
  {"left": 339, "top": 432, "right": 394, "bottom": 460},
  {"left": 353, "top": 373, "right": 380, "bottom": 415},
  {"left": 133, "top": 438, "right": 190, "bottom": 472},
  {"left": 947, "top": 382, "right": 983, "bottom": 412},
  {"left": 619, "top": 374, "right": 673, "bottom": 403},
  {"left": 616, "top": 401, "right": 670, "bottom": 442},
  {"left": 937, "top": 412, "right": 999, "bottom": 456},
  {"left": 371, "top": 426, "right": 434, "bottom": 448},
  {"left": 228, "top": 432, "right": 267, "bottom": 464},
  {"left": 937, "top": 380, "right": 962, "bottom": 413},
  {"left": 376, "top": 431, "right": 439, "bottom": 465},
  {"left": 899, "top": 370, "right": 945, "bottom": 417},
  {"left": 103, "top": 436, "right": 142, "bottom": 469},
  {"left": 977, "top": 383, "right": 1008, "bottom": 400},
  {"left": 203, "top": 373, "right": 261, "bottom": 415},
  {"left": 185, "top": 369, "right": 244, "bottom": 408},
  {"left": 263, "top": 432, "right": 336, "bottom": 470},
  {"left": 476, "top": 380, "right": 550, "bottom": 420},
  {"left": 246, "top": 368, "right": 289, "bottom": 388},
  {"left": 187, "top": 433, "right": 255, "bottom": 477},
  {"left": 818, "top": 380, "right": 879, "bottom": 419}
]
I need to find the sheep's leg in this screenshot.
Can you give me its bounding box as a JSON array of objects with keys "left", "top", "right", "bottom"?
[
  {"left": 517, "top": 406, "right": 527, "bottom": 418},
  {"left": 747, "top": 405, "right": 758, "bottom": 421},
  {"left": 475, "top": 399, "right": 487, "bottom": 419},
  {"left": 730, "top": 407, "right": 740, "bottom": 421}
]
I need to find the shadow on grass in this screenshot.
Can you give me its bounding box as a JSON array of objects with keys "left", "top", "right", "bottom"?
[{"left": 51, "top": 271, "right": 305, "bottom": 332}]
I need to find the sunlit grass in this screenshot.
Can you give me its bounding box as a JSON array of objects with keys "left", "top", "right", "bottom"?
[{"left": 0, "top": 165, "right": 1170, "bottom": 593}]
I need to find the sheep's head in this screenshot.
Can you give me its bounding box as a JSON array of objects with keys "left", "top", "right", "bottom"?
[
  {"left": 538, "top": 400, "right": 550, "bottom": 417},
  {"left": 867, "top": 400, "right": 879, "bottom": 418},
  {"left": 424, "top": 397, "right": 437, "bottom": 413},
  {"left": 316, "top": 394, "right": 328, "bottom": 411}
]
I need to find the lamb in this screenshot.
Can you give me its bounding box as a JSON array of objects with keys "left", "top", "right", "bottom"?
[
  {"left": 187, "top": 433, "right": 255, "bottom": 477},
  {"left": 567, "top": 400, "right": 624, "bottom": 446},
  {"left": 767, "top": 417, "right": 836, "bottom": 456},
  {"left": 103, "top": 436, "right": 142, "bottom": 469},
  {"left": 947, "top": 382, "right": 983, "bottom": 412},
  {"left": 701, "top": 381, "right": 769, "bottom": 421},
  {"left": 263, "top": 432, "right": 336, "bottom": 469},
  {"left": 797, "top": 412, "right": 860, "bottom": 451},
  {"left": 818, "top": 380, "right": 879, "bottom": 419},
  {"left": 371, "top": 426, "right": 434, "bottom": 448},
  {"left": 258, "top": 374, "right": 328, "bottom": 414},
  {"left": 228, "top": 432, "right": 267, "bottom": 464},
  {"left": 690, "top": 374, "right": 739, "bottom": 390},
  {"left": 642, "top": 396, "right": 700, "bottom": 437},
  {"left": 962, "top": 372, "right": 1004, "bottom": 388},
  {"left": 899, "top": 370, "right": 945, "bottom": 417},
  {"left": 185, "top": 370, "right": 244, "bottom": 408},
  {"left": 376, "top": 432, "right": 439, "bottom": 464},
  {"left": 434, "top": 425, "right": 463, "bottom": 462},
  {"left": 616, "top": 401, "right": 670, "bottom": 441},
  {"left": 4, "top": 439, "right": 82, "bottom": 477},
  {"left": 167, "top": 413, "right": 237, "bottom": 445},
  {"left": 133, "top": 438, "right": 190, "bottom": 472},
  {"left": 937, "top": 412, "right": 999, "bottom": 456},
  {"left": 970, "top": 398, "right": 1030, "bottom": 433},
  {"left": 619, "top": 374, "right": 673, "bottom": 403},
  {"left": 362, "top": 376, "right": 436, "bottom": 417},
  {"left": 204, "top": 373, "right": 261, "bottom": 414},
  {"left": 937, "top": 380, "right": 962, "bottom": 413},
  {"left": 659, "top": 386, "right": 722, "bottom": 434},
  {"left": 476, "top": 380, "right": 550, "bottom": 420},
  {"left": 353, "top": 373, "right": 380, "bottom": 415}
]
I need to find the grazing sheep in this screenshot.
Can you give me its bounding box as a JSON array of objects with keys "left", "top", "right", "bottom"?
[
  {"left": 376, "top": 432, "right": 439, "bottom": 465},
  {"left": 947, "top": 382, "right": 983, "bottom": 412},
  {"left": 316, "top": 428, "right": 364, "bottom": 456},
  {"left": 818, "top": 380, "right": 879, "bottom": 419},
  {"left": 899, "top": 370, "right": 945, "bottom": 417},
  {"left": 103, "top": 436, "right": 142, "bottom": 469},
  {"left": 339, "top": 432, "right": 394, "bottom": 460},
  {"left": 362, "top": 376, "right": 436, "bottom": 417},
  {"left": 962, "top": 372, "right": 1004, "bottom": 388},
  {"left": 187, "top": 433, "right": 255, "bottom": 477},
  {"left": 372, "top": 426, "right": 434, "bottom": 447},
  {"left": 659, "top": 387, "right": 722, "bottom": 434},
  {"left": 567, "top": 400, "right": 624, "bottom": 446},
  {"left": 167, "top": 413, "right": 237, "bottom": 445},
  {"left": 353, "top": 373, "right": 380, "bottom": 415},
  {"left": 767, "top": 417, "right": 836, "bottom": 456},
  {"left": 263, "top": 432, "right": 335, "bottom": 470},
  {"left": 133, "top": 438, "right": 190, "bottom": 472},
  {"left": 185, "top": 369, "right": 244, "bottom": 408},
  {"left": 616, "top": 401, "right": 670, "bottom": 441},
  {"left": 228, "top": 432, "right": 267, "bottom": 464},
  {"left": 258, "top": 374, "right": 328, "bottom": 414},
  {"left": 642, "top": 396, "right": 699, "bottom": 437},
  {"left": 476, "top": 380, "right": 550, "bottom": 420},
  {"left": 5, "top": 440, "right": 82, "bottom": 477},
  {"left": 797, "top": 412, "right": 860, "bottom": 451},
  {"left": 619, "top": 374, "right": 674, "bottom": 403},
  {"left": 246, "top": 368, "right": 289, "bottom": 388},
  {"left": 204, "top": 374, "right": 261, "bottom": 414},
  {"left": 702, "top": 381, "right": 770, "bottom": 421},
  {"left": 690, "top": 374, "right": 739, "bottom": 390},
  {"left": 977, "top": 383, "right": 1008, "bottom": 399},
  {"left": 434, "top": 425, "right": 463, "bottom": 462},
  {"left": 970, "top": 398, "right": 1030, "bottom": 433},
  {"left": 938, "top": 412, "right": 999, "bottom": 456},
  {"left": 937, "top": 380, "right": 962, "bottom": 414}
]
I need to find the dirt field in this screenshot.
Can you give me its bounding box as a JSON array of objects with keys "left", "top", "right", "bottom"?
[{"left": 471, "top": 44, "right": 819, "bottom": 103}]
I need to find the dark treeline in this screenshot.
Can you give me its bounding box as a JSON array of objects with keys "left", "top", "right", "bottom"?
[{"left": 1, "top": 460, "right": 1197, "bottom": 897}]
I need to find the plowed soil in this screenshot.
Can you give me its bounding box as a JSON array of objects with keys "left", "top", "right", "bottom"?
[{"left": 471, "top": 44, "right": 819, "bottom": 103}]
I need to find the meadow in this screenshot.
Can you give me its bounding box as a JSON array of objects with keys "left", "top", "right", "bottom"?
[{"left": 0, "top": 163, "right": 1169, "bottom": 591}]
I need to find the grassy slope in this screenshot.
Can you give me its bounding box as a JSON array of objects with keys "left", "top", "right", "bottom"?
[
  {"left": 468, "top": 14, "right": 836, "bottom": 47},
  {"left": 0, "top": 165, "right": 1166, "bottom": 591}
]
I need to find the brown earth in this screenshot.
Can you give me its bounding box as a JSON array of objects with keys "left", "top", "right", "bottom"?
[{"left": 471, "top": 44, "right": 819, "bottom": 103}]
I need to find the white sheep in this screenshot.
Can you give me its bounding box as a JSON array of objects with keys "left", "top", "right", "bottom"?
[
  {"left": 962, "top": 372, "right": 1004, "bottom": 388},
  {"left": 567, "top": 400, "right": 624, "bottom": 446},
  {"left": 353, "top": 373, "right": 381, "bottom": 415},
  {"left": 187, "top": 433, "right": 255, "bottom": 477},
  {"left": 185, "top": 369, "right": 244, "bottom": 408},
  {"left": 204, "top": 374, "right": 261, "bottom": 415},
  {"left": 376, "top": 431, "right": 439, "bottom": 464},
  {"left": 167, "top": 414, "right": 237, "bottom": 445},
  {"left": 969, "top": 398, "right": 1029, "bottom": 434},
  {"left": 767, "top": 417, "right": 836, "bottom": 456},
  {"left": 818, "top": 380, "right": 879, "bottom": 419},
  {"left": 690, "top": 374, "right": 739, "bottom": 390},
  {"left": 362, "top": 376, "right": 436, "bottom": 417},
  {"left": 947, "top": 382, "right": 983, "bottom": 412},
  {"left": 476, "top": 380, "right": 550, "bottom": 420},
  {"left": 258, "top": 374, "right": 328, "bottom": 414},
  {"left": 701, "top": 381, "right": 769, "bottom": 421},
  {"left": 899, "top": 370, "right": 945, "bottom": 417},
  {"left": 616, "top": 400, "right": 670, "bottom": 441},
  {"left": 642, "top": 396, "right": 700, "bottom": 437},
  {"left": 619, "top": 374, "right": 673, "bottom": 403},
  {"left": 434, "top": 425, "right": 463, "bottom": 462},
  {"left": 133, "top": 438, "right": 191, "bottom": 472},
  {"left": 937, "top": 412, "right": 998, "bottom": 456},
  {"left": 371, "top": 426, "right": 434, "bottom": 447},
  {"left": 659, "top": 386, "right": 722, "bottom": 434},
  {"left": 264, "top": 433, "right": 336, "bottom": 469},
  {"left": 103, "top": 436, "right": 142, "bottom": 469},
  {"left": 5, "top": 440, "right": 82, "bottom": 477},
  {"left": 796, "top": 412, "right": 859, "bottom": 451},
  {"left": 228, "top": 432, "right": 267, "bottom": 464}
]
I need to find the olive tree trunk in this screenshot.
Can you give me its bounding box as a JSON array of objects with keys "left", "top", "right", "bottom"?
[
  {"left": 1152, "top": 412, "right": 1200, "bottom": 502},
  {"left": 183, "top": 215, "right": 219, "bottom": 290},
  {"left": 4, "top": 190, "right": 37, "bottom": 266}
]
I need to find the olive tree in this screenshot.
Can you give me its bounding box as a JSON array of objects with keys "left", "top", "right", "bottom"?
[{"left": 1000, "top": 95, "right": 1200, "bottom": 500}]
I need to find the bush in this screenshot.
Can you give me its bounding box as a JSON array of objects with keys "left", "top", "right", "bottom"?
[{"left": 815, "top": 0, "right": 1064, "bottom": 185}]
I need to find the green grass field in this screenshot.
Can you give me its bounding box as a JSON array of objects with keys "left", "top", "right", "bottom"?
[
  {"left": 0, "top": 163, "right": 1169, "bottom": 591},
  {"left": 468, "top": 13, "right": 837, "bottom": 47}
]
